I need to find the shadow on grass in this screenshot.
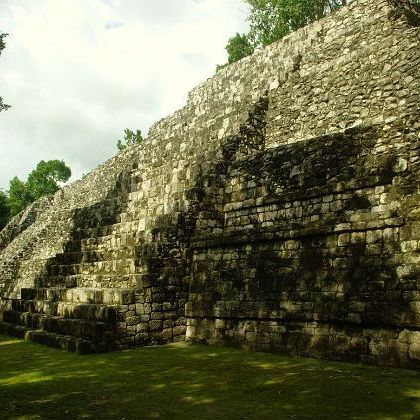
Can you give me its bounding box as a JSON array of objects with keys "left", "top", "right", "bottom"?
[{"left": 0, "top": 335, "right": 419, "bottom": 420}]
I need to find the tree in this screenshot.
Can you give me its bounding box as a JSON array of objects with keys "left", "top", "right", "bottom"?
[
  {"left": 0, "top": 189, "right": 10, "bottom": 230},
  {"left": 216, "top": 33, "right": 255, "bottom": 72},
  {"left": 117, "top": 128, "right": 143, "bottom": 151},
  {"left": 226, "top": 33, "right": 255, "bottom": 64},
  {"left": 0, "top": 32, "right": 11, "bottom": 112},
  {"left": 218, "top": 0, "right": 348, "bottom": 69},
  {"left": 7, "top": 176, "right": 32, "bottom": 217},
  {"left": 0, "top": 97, "right": 10, "bottom": 112},
  {"left": 26, "top": 160, "right": 71, "bottom": 200},
  {"left": 0, "top": 33, "right": 6, "bottom": 52},
  {"left": 7, "top": 160, "right": 71, "bottom": 217},
  {"left": 246, "top": 0, "right": 342, "bottom": 47}
]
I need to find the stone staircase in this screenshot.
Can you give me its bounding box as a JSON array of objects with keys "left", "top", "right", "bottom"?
[{"left": 0, "top": 286, "right": 136, "bottom": 353}]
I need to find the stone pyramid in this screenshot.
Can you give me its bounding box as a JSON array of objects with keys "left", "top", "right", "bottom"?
[{"left": 0, "top": 0, "right": 419, "bottom": 367}]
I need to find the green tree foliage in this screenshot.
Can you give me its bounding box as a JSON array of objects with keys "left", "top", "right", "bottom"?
[
  {"left": 7, "top": 160, "right": 71, "bottom": 217},
  {"left": 0, "top": 96, "right": 10, "bottom": 112},
  {"left": 27, "top": 160, "right": 71, "bottom": 200},
  {"left": 0, "top": 32, "right": 11, "bottom": 112},
  {"left": 117, "top": 128, "right": 143, "bottom": 151},
  {"left": 216, "top": 33, "right": 255, "bottom": 72},
  {"left": 218, "top": 0, "right": 348, "bottom": 69},
  {"left": 246, "top": 0, "right": 345, "bottom": 47},
  {"left": 218, "top": 0, "right": 420, "bottom": 68},
  {"left": 0, "top": 189, "right": 10, "bottom": 230},
  {"left": 7, "top": 176, "right": 32, "bottom": 217},
  {"left": 226, "top": 33, "right": 255, "bottom": 64}
]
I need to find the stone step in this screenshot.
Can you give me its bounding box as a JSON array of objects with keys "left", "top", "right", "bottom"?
[
  {"left": 48, "top": 259, "right": 137, "bottom": 276},
  {"left": 4, "top": 310, "right": 116, "bottom": 343},
  {"left": 0, "top": 320, "right": 101, "bottom": 353},
  {"left": 38, "top": 276, "right": 78, "bottom": 288},
  {"left": 39, "top": 274, "right": 140, "bottom": 289},
  {"left": 11, "top": 300, "right": 118, "bottom": 322},
  {"left": 72, "top": 222, "right": 136, "bottom": 240},
  {"left": 3, "top": 310, "right": 115, "bottom": 344},
  {"left": 20, "top": 287, "right": 136, "bottom": 305},
  {"left": 80, "top": 234, "right": 137, "bottom": 247},
  {"left": 50, "top": 249, "right": 136, "bottom": 267}
]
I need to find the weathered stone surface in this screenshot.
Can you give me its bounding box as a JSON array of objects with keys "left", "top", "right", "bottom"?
[{"left": 0, "top": 0, "right": 419, "bottom": 365}]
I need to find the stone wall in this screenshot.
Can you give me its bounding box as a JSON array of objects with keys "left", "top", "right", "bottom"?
[
  {"left": 0, "top": 0, "right": 419, "bottom": 365},
  {"left": 187, "top": 122, "right": 420, "bottom": 367}
]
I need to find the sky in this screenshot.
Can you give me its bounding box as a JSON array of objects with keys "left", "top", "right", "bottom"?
[{"left": 0, "top": 0, "right": 249, "bottom": 190}]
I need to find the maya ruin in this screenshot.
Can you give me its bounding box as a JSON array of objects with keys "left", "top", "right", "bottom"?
[{"left": 0, "top": 0, "right": 419, "bottom": 368}]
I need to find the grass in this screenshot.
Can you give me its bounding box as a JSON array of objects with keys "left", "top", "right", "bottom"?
[{"left": 0, "top": 335, "right": 419, "bottom": 419}]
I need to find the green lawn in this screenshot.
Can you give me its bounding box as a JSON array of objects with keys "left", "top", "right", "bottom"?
[{"left": 0, "top": 335, "right": 419, "bottom": 419}]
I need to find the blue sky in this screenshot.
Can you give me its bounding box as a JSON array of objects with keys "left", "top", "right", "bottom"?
[{"left": 0, "top": 0, "right": 249, "bottom": 189}]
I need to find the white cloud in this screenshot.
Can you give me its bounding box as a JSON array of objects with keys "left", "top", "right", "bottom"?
[{"left": 0, "top": 0, "right": 249, "bottom": 189}]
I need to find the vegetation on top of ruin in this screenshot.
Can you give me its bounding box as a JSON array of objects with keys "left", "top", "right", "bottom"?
[
  {"left": 116, "top": 128, "right": 144, "bottom": 151},
  {"left": 217, "top": 0, "right": 420, "bottom": 70},
  {"left": 217, "top": 0, "right": 349, "bottom": 71}
]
